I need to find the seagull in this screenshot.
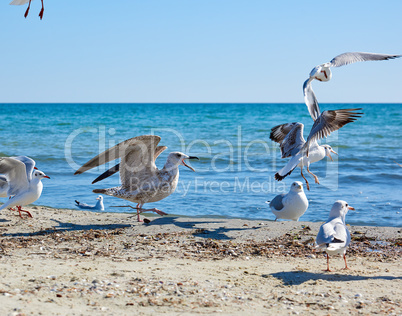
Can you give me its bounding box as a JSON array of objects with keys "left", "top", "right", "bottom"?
[
  {"left": 270, "top": 106, "right": 362, "bottom": 190},
  {"left": 303, "top": 52, "right": 401, "bottom": 119},
  {"left": 0, "top": 156, "right": 39, "bottom": 218},
  {"left": 9, "top": 0, "right": 44, "bottom": 20},
  {"left": 0, "top": 157, "right": 49, "bottom": 218},
  {"left": 74, "top": 135, "right": 199, "bottom": 222},
  {"left": 267, "top": 181, "right": 308, "bottom": 221},
  {"left": 75, "top": 195, "right": 105, "bottom": 211},
  {"left": 315, "top": 200, "right": 355, "bottom": 272}
]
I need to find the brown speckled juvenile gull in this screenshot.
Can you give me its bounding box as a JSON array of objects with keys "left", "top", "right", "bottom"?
[{"left": 74, "top": 135, "right": 198, "bottom": 222}]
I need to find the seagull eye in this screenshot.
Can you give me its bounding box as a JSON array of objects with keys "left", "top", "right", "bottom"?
[{"left": 176, "top": 153, "right": 181, "bottom": 158}]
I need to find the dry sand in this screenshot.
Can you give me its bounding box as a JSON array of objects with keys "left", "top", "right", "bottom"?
[{"left": 0, "top": 206, "right": 401, "bottom": 315}]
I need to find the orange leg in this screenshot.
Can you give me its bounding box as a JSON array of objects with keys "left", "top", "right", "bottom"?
[
  {"left": 342, "top": 253, "right": 350, "bottom": 270},
  {"left": 322, "top": 253, "right": 332, "bottom": 272},
  {"left": 16, "top": 206, "right": 33, "bottom": 219},
  {"left": 300, "top": 168, "right": 310, "bottom": 190},
  {"left": 307, "top": 165, "right": 320, "bottom": 184}
]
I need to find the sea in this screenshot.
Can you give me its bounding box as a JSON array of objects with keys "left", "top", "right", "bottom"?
[{"left": 0, "top": 103, "right": 401, "bottom": 227}]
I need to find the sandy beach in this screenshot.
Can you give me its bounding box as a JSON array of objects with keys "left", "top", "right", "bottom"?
[{"left": 0, "top": 207, "right": 401, "bottom": 315}]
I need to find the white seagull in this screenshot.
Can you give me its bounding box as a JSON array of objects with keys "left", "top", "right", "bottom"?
[
  {"left": 268, "top": 181, "right": 308, "bottom": 221},
  {"left": 75, "top": 195, "right": 105, "bottom": 211},
  {"left": 270, "top": 106, "right": 362, "bottom": 190},
  {"left": 315, "top": 200, "right": 354, "bottom": 272},
  {"left": 74, "top": 135, "right": 199, "bottom": 222},
  {"left": 0, "top": 157, "right": 49, "bottom": 218},
  {"left": 303, "top": 52, "right": 400, "bottom": 120},
  {"left": 9, "top": 0, "right": 44, "bottom": 20}
]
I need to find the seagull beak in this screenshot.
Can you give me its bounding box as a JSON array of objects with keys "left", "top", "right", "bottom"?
[
  {"left": 327, "top": 149, "right": 337, "bottom": 161},
  {"left": 44, "top": 175, "right": 50, "bottom": 179},
  {"left": 34, "top": 167, "right": 38, "bottom": 170},
  {"left": 298, "top": 184, "right": 303, "bottom": 190},
  {"left": 348, "top": 206, "right": 355, "bottom": 211},
  {"left": 182, "top": 156, "right": 199, "bottom": 172}
]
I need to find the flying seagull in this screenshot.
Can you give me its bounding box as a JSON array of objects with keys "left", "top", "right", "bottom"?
[
  {"left": 315, "top": 200, "right": 354, "bottom": 272},
  {"left": 270, "top": 106, "right": 362, "bottom": 190},
  {"left": 268, "top": 181, "right": 308, "bottom": 221},
  {"left": 9, "top": 0, "right": 44, "bottom": 20},
  {"left": 303, "top": 52, "right": 400, "bottom": 120},
  {"left": 74, "top": 135, "right": 199, "bottom": 222}
]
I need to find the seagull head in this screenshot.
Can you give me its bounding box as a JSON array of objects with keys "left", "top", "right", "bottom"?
[
  {"left": 167, "top": 152, "right": 199, "bottom": 172},
  {"left": 322, "top": 145, "right": 338, "bottom": 161},
  {"left": 290, "top": 181, "right": 304, "bottom": 192},
  {"left": 329, "top": 200, "right": 354, "bottom": 218},
  {"left": 33, "top": 170, "right": 50, "bottom": 180},
  {"left": 96, "top": 195, "right": 103, "bottom": 201}
]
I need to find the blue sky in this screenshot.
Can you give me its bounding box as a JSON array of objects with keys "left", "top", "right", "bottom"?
[{"left": 1, "top": 0, "right": 401, "bottom": 103}]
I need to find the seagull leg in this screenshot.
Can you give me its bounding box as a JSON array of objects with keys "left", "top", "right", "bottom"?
[
  {"left": 135, "top": 203, "right": 143, "bottom": 222},
  {"left": 323, "top": 253, "right": 332, "bottom": 272},
  {"left": 342, "top": 254, "right": 350, "bottom": 270},
  {"left": 24, "top": 0, "right": 32, "bottom": 18},
  {"left": 139, "top": 208, "right": 168, "bottom": 216},
  {"left": 307, "top": 166, "right": 320, "bottom": 184},
  {"left": 300, "top": 169, "right": 310, "bottom": 190},
  {"left": 16, "top": 206, "right": 33, "bottom": 219},
  {"left": 39, "top": 0, "right": 44, "bottom": 19}
]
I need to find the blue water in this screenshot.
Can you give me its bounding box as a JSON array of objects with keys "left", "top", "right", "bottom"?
[{"left": 0, "top": 103, "right": 401, "bottom": 227}]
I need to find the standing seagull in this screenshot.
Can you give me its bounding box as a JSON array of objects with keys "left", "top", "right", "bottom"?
[
  {"left": 9, "top": 0, "right": 44, "bottom": 20},
  {"left": 315, "top": 200, "right": 355, "bottom": 272},
  {"left": 0, "top": 157, "right": 49, "bottom": 217},
  {"left": 75, "top": 195, "right": 105, "bottom": 211},
  {"left": 303, "top": 52, "right": 400, "bottom": 119},
  {"left": 270, "top": 107, "right": 362, "bottom": 190},
  {"left": 268, "top": 181, "right": 308, "bottom": 221},
  {"left": 74, "top": 135, "right": 199, "bottom": 222}
]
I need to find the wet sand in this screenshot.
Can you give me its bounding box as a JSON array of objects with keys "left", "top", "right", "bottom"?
[{"left": 0, "top": 207, "right": 401, "bottom": 315}]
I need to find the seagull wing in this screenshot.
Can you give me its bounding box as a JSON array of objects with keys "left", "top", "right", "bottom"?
[
  {"left": 315, "top": 221, "right": 336, "bottom": 247},
  {"left": 302, "top": 108, "right": 363, "bottom": 154},
  {"left": 303, "top": 78, "right": 321, "bottom": 121},
  {"left": 119, "top": 137, "right": 162, "bottom": 189},
  {"left": 91, "top": 145, "right": 167, "bottom": 184},
  {"left": 13, "top": 156, "right": 36, "bottom": 182},
  {"left": 269, "top": 194, "right": 285, "bottom": 211},
  {"left": 270, "top": 122, "right": 299, "bottom": 144},
  {"left": 75, "top": 135, "right": 161, "bottom": 176},
  {"left": 329, "top": 52, "right": 401, "bottom": 68},
  {"left": 0, "top": 157, "right": 29, "bottom": 196},
  {"left": 279, "top": 123, "right": 305, "bottom": 158},
  {"left": 9, "top": 0, "right": 29, "bottom": 5}
]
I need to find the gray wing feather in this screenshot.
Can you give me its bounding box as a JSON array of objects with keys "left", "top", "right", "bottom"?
[
  {"left": 329, "top": 52, "right": 401, "bottom": 68},
  {"left": 303, "top": 108, "right": 363, "bottom": 154},
  {"left": 91, "top": 145, "right": 167, "bottom": 184},
  {"left": 303, "top": 78, "right": 321, "bottom": 121},
  {"left": 280, "top": 123, "right": 305, "bottom": 158},
  {"left": 74, "top": 135, "right": 161, "bottom": 175},
  {"left": 270, "top": 122, "right": 299, "bottom": 144},
  {"left": 13, "top": 156, "right": 36, "bottom": 182},
  {"left": 269, "top": 194, "right": 285, "bottom": 211},
  {"left": 0, "top": 157, "right": 29, "bottom": 196}
]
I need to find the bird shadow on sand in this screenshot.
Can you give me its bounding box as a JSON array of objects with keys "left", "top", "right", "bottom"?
[
  {"left": 269, "top": 271, "right": 402, "bottom": 286},
  {"left": 145, "top": 216, "right": 262, "bottom": 240},
  {"left": 2, "top": 219, "right": 130, "bottom": 238}
]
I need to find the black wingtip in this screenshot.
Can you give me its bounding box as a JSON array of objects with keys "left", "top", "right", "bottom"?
[
  {"left": 92, "top": 163, "right": 120, "bottom": 184},
  {"left": 75, "top": 200, "right": 80, "bottom": 205}
]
